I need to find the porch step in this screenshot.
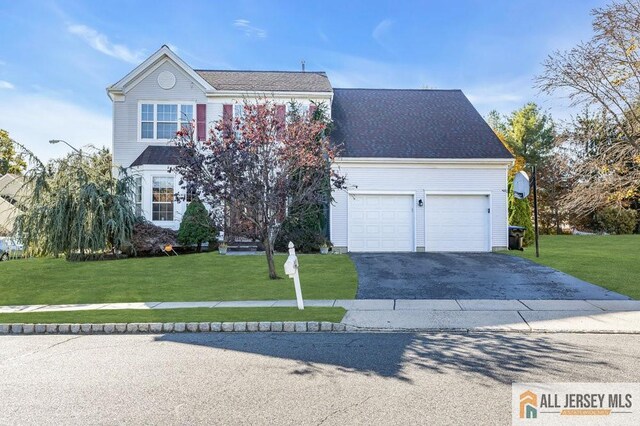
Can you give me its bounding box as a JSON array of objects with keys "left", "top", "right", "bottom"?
[{"left": 227, "top": 245, "right": 258, "bottom": 253}]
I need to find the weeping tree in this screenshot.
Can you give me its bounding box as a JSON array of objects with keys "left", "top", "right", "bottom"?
[{"left": 13, "top": 145, "right": 137, "bottom": 259}]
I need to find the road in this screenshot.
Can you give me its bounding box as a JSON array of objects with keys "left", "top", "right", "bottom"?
[{"left": 1, "top": 332, "right": 639, "bottom": 425}]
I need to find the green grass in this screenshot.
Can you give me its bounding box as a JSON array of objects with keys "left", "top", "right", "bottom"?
[
  {"left": 0, "top": 253, "right": 358, "bottom": 305},
  {"left": 500, "top": 234, "right": 640, "bottom": 299},
  {"left": 0, "top": 307, "right": 346, "bottom": 324}
]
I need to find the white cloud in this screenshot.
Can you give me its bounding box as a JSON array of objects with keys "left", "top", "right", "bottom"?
[
  {"left": 233, "top": 19, "right": 267, "bottom": 39},
  {"left": 67, "top": 24, "right": 144, "bottom": 64},
  {"left": 0, "top": 80, "right": 15, "bottom": 89},
  {"left": 0, "top": 93, "right": 111, "bottom": 163},
  {"left": 372, "top": 19, "right": 394, "bottom": 43}
]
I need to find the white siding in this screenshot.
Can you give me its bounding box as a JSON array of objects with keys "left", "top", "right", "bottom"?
[
  {"left": 113, "top": 60, "right": 209, "bottom": 168},
  {"left": 331, "top": 163, "right": 509, "bottom": 250},
  {"left": 112, "top": 58, "right": 333, "bottom": 169},
  {"left": 130, "top": 165, "right": 187, "bottom": 230}
]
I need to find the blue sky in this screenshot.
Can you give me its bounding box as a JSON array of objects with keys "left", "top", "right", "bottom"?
[{"left": 0, "top": 0, "right": 605, "bottom": 162}]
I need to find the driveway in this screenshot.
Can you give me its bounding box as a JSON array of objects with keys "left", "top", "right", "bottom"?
[{"left": 350, "top": 253, "right": 629, "bottom": 300}]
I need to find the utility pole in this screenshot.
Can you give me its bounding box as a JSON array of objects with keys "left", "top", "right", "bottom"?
[{"left": 532, "top": 165, "right": 540, "bottom": 258}]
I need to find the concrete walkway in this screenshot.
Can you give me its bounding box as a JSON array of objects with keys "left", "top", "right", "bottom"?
[{"left": 3, "top": 299, "right": 640, "bottom": 333}]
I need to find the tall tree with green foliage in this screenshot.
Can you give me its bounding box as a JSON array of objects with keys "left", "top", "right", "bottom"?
[
  {"left": 507, "top": 180, "right": 534, "bottom": 245},
  {"left": 178, "top": 198, "right": 214, "bottom": 252},
  {"left": 13, "top": 145, "right": 136, "bottom": 259},
  {"left": 0, "top": 129, "right": 26, "bottom": 175},
  {"left": 500, "top": 103, "right": 555, "bottom": 167},
  {"left": 488, "top": 104, "right": 555, "bottom": 244}
]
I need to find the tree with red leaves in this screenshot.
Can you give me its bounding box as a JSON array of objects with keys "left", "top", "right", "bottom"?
[{"left": 172, "top": 99, "right": 345, "bottom": 279}]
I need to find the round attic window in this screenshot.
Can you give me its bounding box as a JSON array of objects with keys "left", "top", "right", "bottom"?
[{"left": 157, "top": 71, "right": 176, "bottom": 90}]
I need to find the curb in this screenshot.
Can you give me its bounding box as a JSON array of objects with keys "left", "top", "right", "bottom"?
[
  {"left": 0, "top": 321, "right": 355, "bottom": 335},
  {"left": 3, "top": 323, "right": 636, "bottom": 335}
]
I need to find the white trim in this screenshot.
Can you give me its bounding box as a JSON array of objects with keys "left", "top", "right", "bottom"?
[
  {"left": 207, "top": 90, "right": 333, "bottom": 99},
  {"left": 337, "top": 157, "right": 513, "bottom": 164},
  {"left": 425, "top": 190, "right": 492, "bottom": 195},
  {"left": 107, "top": 45, "right": 214, "bottom": 100},
  {"left": 423, "top": 191, "right": 492, "bottom": 252},
  {"left": 348, "top": 189, "right": 417, "bottom": 195},
  {"left": 137, "top": 101, "right": 195, "bottom": 143},
  {"left": 151, "top": 175, "right": 176, "bottom": 223},
  {"left": 505, "top": 167, "right": 509, "bottom": 231},
  {"left": 346, "top": 191, "right": 416, "bottom": 253},
  {"left": 335, "top": 158, "right": 514, "bottom": 169}
]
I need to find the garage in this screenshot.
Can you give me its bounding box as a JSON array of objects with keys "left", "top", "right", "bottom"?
[
  {"left": 425, "top": 194, "right": 490, "bottom": 252},
  {"left": 348, "top": 194, "right": 414, "bottom": 252}
]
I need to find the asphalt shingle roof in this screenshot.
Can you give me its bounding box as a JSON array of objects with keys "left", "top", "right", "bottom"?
[
  {"left": 331, "top": 88, "right": 513, "bottom": 159},
  {"left": 195, "top": 70, "right": 332, "bottom": 92},
  {"left": 130, "top": 146, "right": 181, "bottom": 167}
]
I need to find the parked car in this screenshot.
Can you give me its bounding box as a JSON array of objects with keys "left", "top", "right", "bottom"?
[{"left": 0, "top": 237, "right": 24, "bottom": 261}]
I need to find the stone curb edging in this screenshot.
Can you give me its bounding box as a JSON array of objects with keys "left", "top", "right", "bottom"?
[
  {"left": 0, "top": 322, "right": 355, "bottom": 335},
  {"left": 4, "top": 323, "right": 636, "bottom": 335}
]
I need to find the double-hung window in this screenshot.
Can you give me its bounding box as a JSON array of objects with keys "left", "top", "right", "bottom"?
[
  {"left": 179, "top": 105, "right": 193, "bottom": 131},
  {"left": 185, "top": 182, "right": 197, "bottom": 203},
  {"left": 140, "top": 103, "right": 194, "bottom": 140},
  {"left": 233, "top": 104, "right": 244, "bottom": 139},
  {"left": 156, "top": 104, "right": 178, "bottom": 139},
  {"left": 285, "top": 103, "right": 309, "bottom": 123},
  {"left": 152, "top": 177, "right": 174, "bottom": 221},
  {"left": 141, "top": 105, "right": 154, "bottom": 139},
  {"left": 134, "top": 177, "right": 143, "bottom": 216}
]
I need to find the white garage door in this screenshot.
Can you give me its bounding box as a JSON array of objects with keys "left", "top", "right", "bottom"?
[
  {"left": 425, "top": 194, "right": 490, "bottom": 252},
  {"left": 348, "top": 194, "right": 414, "bottom": 252}
]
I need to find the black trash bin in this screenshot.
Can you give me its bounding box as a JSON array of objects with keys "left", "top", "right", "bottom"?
[{"left": 508, "top": 226, "right": 526, "bottom": 251}]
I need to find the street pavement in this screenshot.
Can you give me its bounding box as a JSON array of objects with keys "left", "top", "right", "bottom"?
[{"left": 1, "top": 332, "right": 639, "bottom": 425}]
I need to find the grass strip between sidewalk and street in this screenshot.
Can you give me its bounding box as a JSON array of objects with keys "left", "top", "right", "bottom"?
[{"left": 0, "top": 307, "right": 347, "bottom": 324}]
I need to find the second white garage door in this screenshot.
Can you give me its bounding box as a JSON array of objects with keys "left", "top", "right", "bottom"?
[
  {"left": 348, "top": 194, "right": 414, "bottom": 252},
  {"left": 425, "top": 194, "right": 490, "bottom": 252}
]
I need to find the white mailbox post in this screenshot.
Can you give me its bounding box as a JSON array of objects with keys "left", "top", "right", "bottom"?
[{"left": 284, "top": 241, "right": 304, "bottom": 310}]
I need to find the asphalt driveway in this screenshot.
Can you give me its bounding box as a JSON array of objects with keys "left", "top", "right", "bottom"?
[{"left": 350, "top": 253, "right": 629, "bottom": 300}]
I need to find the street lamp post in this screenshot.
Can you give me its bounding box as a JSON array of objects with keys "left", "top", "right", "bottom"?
[{"left": 49, "top": 139, "right": 81, "bottom": 154}]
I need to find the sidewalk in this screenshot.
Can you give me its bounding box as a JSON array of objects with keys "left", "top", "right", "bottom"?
[{"left": 2, "top": 299, "right": 640, "bottom": 333}]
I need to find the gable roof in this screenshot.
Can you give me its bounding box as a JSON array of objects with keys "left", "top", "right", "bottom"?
[
  {"left": 107, "top": 45, "right": 214, "bottom": 99},
  {"left": 195, "top": 70, "right": 332, "bottom": 93},
  {"left": 130, "top": 146, "right": 181, "bottom": 167},
  {"left": 331, "top": 88, "right": 513, "bottom": 160}
]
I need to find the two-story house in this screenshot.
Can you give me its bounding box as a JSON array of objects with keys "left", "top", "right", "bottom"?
[{"left": 107, "top": 45, "right": 513, "bottom": 253}]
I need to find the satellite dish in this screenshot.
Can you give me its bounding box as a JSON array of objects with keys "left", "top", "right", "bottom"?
[{"left": 513, "top": 171, "right": 530, "bottom": 199}]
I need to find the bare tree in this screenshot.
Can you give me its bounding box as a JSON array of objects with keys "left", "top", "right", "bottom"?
[
  {"left": 172, "top": 99, "right": 345, "bottom": 279},
  {"left": 536, "top": 0, "right": 640, "bottom": 215}
]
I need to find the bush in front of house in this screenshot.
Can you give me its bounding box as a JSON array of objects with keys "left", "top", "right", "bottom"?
[
  {"left": 129, "top": 220, "right": 178, "bottom": 255},
  {"left": 178, "top": 198, "right": 215, "bottom": 252},
  {"left": 275, "top": 207, "right": 326, "bottom": 253},
  {"left": 593, "top": 207, "right": 638, "bottom": 234}
]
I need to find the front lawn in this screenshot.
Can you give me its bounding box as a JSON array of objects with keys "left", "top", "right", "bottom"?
[
  {"left": 0, "top": 307, "right": 346, "bottom": 324},
  {"left": 0, "top": 253, "right": 358, "bottom": 305},
  {"left": 501, "top": 235, "right": 640, "bottom": 299}
]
